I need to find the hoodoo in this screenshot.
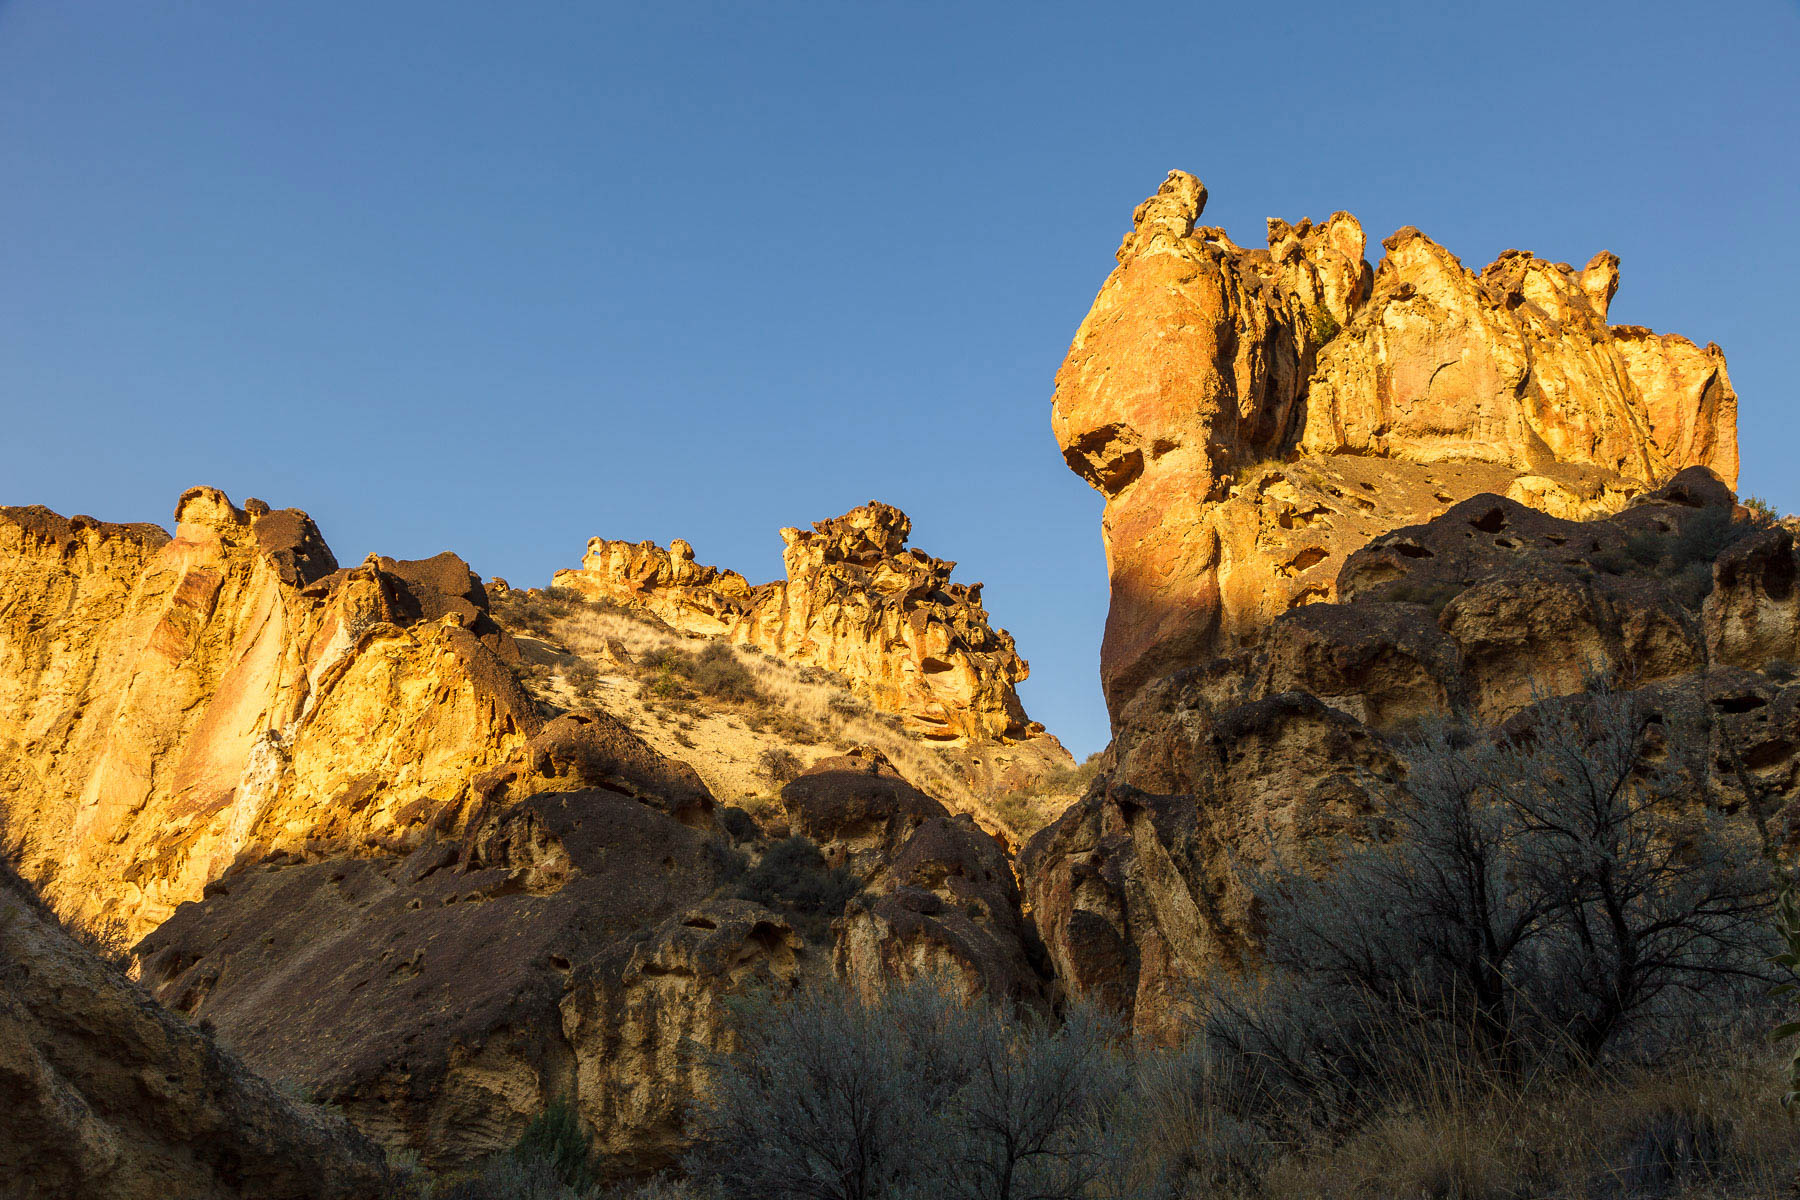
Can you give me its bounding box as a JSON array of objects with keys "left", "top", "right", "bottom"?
[{"left": 1053, "top": 170, "right": 1738, "bottom": 719}]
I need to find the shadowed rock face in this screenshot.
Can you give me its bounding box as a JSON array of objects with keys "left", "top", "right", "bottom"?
[
  {"left": 0, "top": 485, "right": 1060, "bottom": 1174},
  {"left": 0, "top": 863, "right": 389, "bottom": 1200},
  {"left": 1054, "top": 171, "right": 1740, "bottom": 719},
  {"left": 126, "top": 732, "right": 1052, "bottom": 1174},
  {"left": 780, "top": 750, "right": 1052, "bottom": 1008},
  {"left": 136, "top": 716, "right": 804, "bottom": 1174},
  {"left": 1022, "top": 471, "right": 1800, "bottom": 1039},
  {"left": 552, "top": 502, "right": 1042, "bottom": 744},
  {"left": 0, "top": 487, "right": 538, "bottom": 939}
]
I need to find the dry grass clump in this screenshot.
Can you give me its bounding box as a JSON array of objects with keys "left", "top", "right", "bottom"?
[
  {"left": 991, "top": 752, "right": 1102, "bottom": 832},
  {"left": 1243, "top": 1033, "right": 1797, "bottom": 1200},
  {"left": 636, "top": 642, "right": 765, "bottom": 706}
]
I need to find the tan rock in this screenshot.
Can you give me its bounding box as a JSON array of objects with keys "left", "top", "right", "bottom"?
[
  {"left": 137, "top": 719, "right": 797, "bottom": 1173},
  {"left": 564, "top": 900, "right": 802, "bottom": 1171},
  {"left": 1707, "top": 524, "right": 1800, "bottom": 669},
  {"left": 833, "top": 812, "right": 1051, "bottom": 1009},
  {"left": 554, "top": 502, "right": 1039, "bottom": 743},
  {"left": 1053, "top": 171, "right": 1740, "bottom": 718},
  {"left": 776, "top": 749, "right": 1051, "bottom": 1005}
]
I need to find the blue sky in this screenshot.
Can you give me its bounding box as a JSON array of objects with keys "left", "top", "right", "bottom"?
[{"left": 2, "top": 2, "right": 1796, "bottom": 756}]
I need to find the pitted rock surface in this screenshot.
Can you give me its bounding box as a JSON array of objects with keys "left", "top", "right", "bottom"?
[
  {"left": 553, "top": 503, "right": 1041, "bottom": 744},
  {"left": 1054, "top": 171, "right": 1740, "bottom": 718}
]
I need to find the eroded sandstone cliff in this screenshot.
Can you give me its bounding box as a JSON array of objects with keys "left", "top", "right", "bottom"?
[
  {"left": 0, "top": 168, "right": 1780, "bottom": 1180},
  {"left": 1054, "top": 171, "right": 1739, "bottom": 718},
  {"left": 0, "top": 488, "right": 539, "bottom": 940},
  {"left": 552, "top": 502, "right": 1041, "bottom": 744},
  {"left": 0, "top": 483, "right": 1068, "bottom": 1174},
  {"left": 133, "top": 733, "right": 1049, "bottom": 1173}
]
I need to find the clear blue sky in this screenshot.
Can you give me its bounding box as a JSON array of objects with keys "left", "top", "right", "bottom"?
[{"left": 2, "top": 2, "right": 1796, "bottom": 756}]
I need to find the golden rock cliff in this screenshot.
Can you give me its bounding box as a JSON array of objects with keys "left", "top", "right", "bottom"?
[
  {"left": 552, "top": 502, "right": 1040, "bottom": 744},
  {"left": 1054, "top": 170, "right": 1739, "bottom": 718},
  {"left": 0, "top": 486, "right": 1059, "bottom": 1173},
  {"left": 0, "top": 487, "right": 539, "bottom": 938}
]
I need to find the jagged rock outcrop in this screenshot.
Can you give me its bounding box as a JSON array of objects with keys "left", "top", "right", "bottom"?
[
  {"left": 1054, "top": 171, "right": 1740, "bottom": 717},
  {"left": 1024, "top": 470, "right": 1798, "bottom": 1038},
  {"left": 0, "top": 488, "right": 538, "bottom": 939},
  {"left": 552, "top": 502, "right": 1041, "bottom": 743},
  {"left": 0, "top": 862, "right": 390, "bottom": 1199},
  {"left": 0, "top": 484, "right": 1065, "bottom": 1173},
  {"left": 137, "top": 711, "right": 803, "bottom": 1173}
]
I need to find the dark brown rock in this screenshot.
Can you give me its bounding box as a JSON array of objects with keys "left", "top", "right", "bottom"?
[{"left": 0, "top": 865, "right": 389, "bottom": 1200}]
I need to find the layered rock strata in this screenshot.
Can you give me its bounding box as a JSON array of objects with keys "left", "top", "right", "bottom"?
[
  {"left": 1053, "top": 171, "right": 1740, "bottom": 718},
  {"left": 0, "top": 488, "right": 538, "bottom": 939},
  {"left": 552, "top": 502, "right": 1040, "bottom": 743}
]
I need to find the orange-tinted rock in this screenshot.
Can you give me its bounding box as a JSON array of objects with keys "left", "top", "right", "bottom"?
[
  {"left": 1054, "top": 171, "right": 1741, "bottom": 719},
  {"left": 554, "top": 502, "right": 1038, "bottom": 743},
  {"left": 1023, "top": 471, "right": 1794, "bottom": 1037},
  {"left": 0, "top": 489, "right": 538, "bottom": 939}
]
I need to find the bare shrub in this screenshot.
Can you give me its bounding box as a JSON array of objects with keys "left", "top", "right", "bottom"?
[
  {"left": 757, "top": 747, "right": 803, "bottom": 785},
  {"left": 688, "top": 978, "right": 1126, "bottom": 1200},
  {"left": 1200, "top": 684, "right": 1782, "bottom": 1137},
  {"left": 734, "top": 836, "right": 860, "bottom": 944},
  {"left": 430, "top": 1154, "right": 578, "bottom": 1200},
  {"left": 686, "top": 642, "right": 762, "bottom": 704}
]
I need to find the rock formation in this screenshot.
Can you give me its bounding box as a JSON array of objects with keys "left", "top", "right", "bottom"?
[
  {"left": 0, "top": 484, "right": 1066, "bottom": 1174},
  {"left": 780, "top": 749, "right": 1050, "bottom": 1008},
  {"left": 132, "top": 732, "right": 1054, "bottom": 1173},
  {"left": 136, "top": 711, "right": 805, "bottom": 1173},
  {"left": 552, "top": 502, "right": 1041, "bottom": 744},
  {"left": 1023, "top": 469, "right": 1799, "bottom": 1037},
  {"left": 0, "top": 489, "right": 539, "bottom": 939},
  {"left": 1054, "top": 171, "right": 1739, "bottom": 718},
  {"left": 0, "top": 860, "right": 389, "bottom": 1199},
  {"left": 0, "top": 170, "right": 1778, "bottom": 1179}
]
